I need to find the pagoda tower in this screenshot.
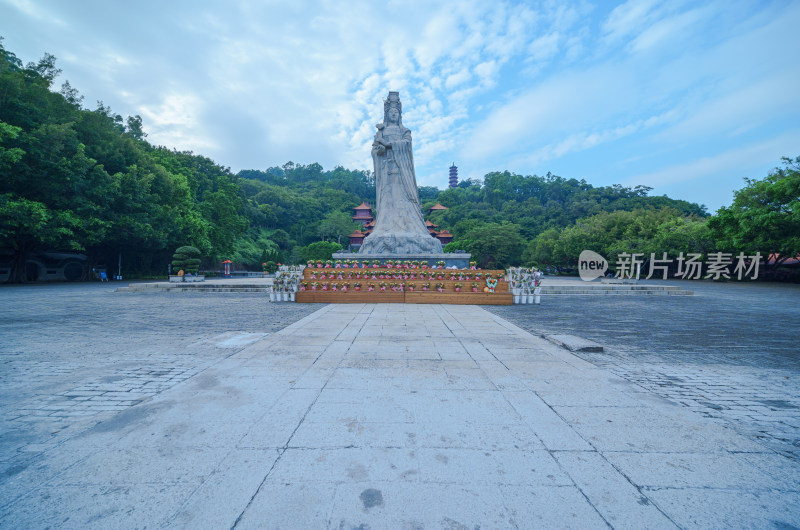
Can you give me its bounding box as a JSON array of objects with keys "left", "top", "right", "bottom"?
[
  {"left": 351, "top": 202, "right": 374, "bottom": 227},
  {"left": 449, "top": 164, "right": 458, "bottom": 188}
]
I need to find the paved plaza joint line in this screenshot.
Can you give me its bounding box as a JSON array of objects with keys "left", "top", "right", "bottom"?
[{"left": 1, "top": 303, "right": 799, "bottom": 529}]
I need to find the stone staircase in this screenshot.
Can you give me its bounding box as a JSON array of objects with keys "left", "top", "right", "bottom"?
[
  {"left": 541, "top": 284, "right": 693, "bottom": 296},
  {"left": 116, "top": 278, "right": 693, "bottom": 297},
  {"left": 116, "top": 282, "right": 269, "bottom": 293}
]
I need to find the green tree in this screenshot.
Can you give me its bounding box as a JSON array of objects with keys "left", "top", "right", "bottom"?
[
  {"left": 171, "top": 245, "right": 201, "bottom": 274},
  {"left": 318, "top": 210, "right": 357, "bottom": 243},
  {"left": 522, "top": 227, "right": 560, "bottom": 266},
  {"left": 0, "top": 121, "right": 24, "bottom": 169},
  {"left": 463, "top": 222, "right": 525, "bottom": 269},
  {"left": 296, "top": 241, "right": 343, "bottom": 263},
  {"left": 709, "top": 157, "right": 800, "bottom": 268},
  {"left": 200, "top": 175, "right": 247, "bottom": 259}
]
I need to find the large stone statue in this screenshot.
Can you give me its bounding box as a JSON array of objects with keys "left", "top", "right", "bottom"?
[{"left": 358, "top": 91, "right": 443, "bottom": 255}]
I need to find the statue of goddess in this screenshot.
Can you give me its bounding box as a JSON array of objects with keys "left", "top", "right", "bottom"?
[{"left": 358, "top": 91, "right": 443, "bottom": 255}]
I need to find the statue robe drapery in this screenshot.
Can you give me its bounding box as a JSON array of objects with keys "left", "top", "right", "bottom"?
[{"left": 358, "top": 122, "right": 443, "bottom": 255}]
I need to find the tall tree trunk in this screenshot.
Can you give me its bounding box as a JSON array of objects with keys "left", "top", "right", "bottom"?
[{"left": 10, "top": 242, "right": 29, "bottom": 283}]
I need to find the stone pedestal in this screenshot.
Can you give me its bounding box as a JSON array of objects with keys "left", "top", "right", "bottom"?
[{"left": 332, "top": 252, "right": 471, "bottom": 269}]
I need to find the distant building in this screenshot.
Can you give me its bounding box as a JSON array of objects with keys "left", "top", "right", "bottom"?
[
  {"left": 428, "top": 202, "right": 448, "bottom": 214},
  {"left": 348, "top": 229, "right": 366, "bottom": 250},
  {"left": 349, "top": 200, "right": 454, "bottom": 250},
  {"left": 435, "top": 230, "right": 454, "bottom": 245},
  {"left": 449, "top": 164, "right": 458, "bottom": 188},
  {"left": 352, "top": 202, "right": 374, "bottom": 227}
]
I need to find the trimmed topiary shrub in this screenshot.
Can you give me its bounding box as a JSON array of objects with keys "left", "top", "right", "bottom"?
[{"left": 172, "top": 246, "right": 201, "bottom": 274}]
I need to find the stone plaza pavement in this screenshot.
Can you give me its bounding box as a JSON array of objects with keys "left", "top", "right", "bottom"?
[{"left": 2, "top": 302, "right": 799, "bottom": 529}]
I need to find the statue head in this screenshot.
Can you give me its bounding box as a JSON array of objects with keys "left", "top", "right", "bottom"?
[{"left": 383, "top": 91, "right": 402, "bottom": 126}]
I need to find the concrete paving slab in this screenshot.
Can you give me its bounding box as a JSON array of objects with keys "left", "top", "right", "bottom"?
[
  {"left": 500, "top": 484, "right": 609, "bottom": 528},
  {"left": 554, "top": 451, "right": 678, "bottom": 529},
  {"left": 2, "top": 302, "right": 798, "bottom": 528},
  {"left": 235, "top": 482, "right": 338, "bottom": 529},
  {"left": 642, "top": 488, "right": 800, "bottom": 529},
  {"left": 604, "top": 451, "right": 787, "bottom": 489},
  {"left": 329, "top": 481, "right": 513, "bottom": 530}
]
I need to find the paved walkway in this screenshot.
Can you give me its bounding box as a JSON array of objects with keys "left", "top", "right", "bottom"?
[
  {"left": 489, "top": 279, "right": 800, "bottom": 460},
  {"left": 2, "top": 303, "right": 798, "bottom": 529}
]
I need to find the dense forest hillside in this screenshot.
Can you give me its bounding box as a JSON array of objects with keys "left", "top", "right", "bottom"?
[{"left": 1, "top": 41, "right": 798, "bottom": 280}]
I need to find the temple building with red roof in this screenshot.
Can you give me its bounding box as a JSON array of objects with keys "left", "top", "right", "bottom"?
[
  {"left": 347, "top": 200, "right": 455, "bottom": 251},
  {"left": 348, "top": 229, "right": 366, "bottom": 248},
  {"left": 428, "top": 202, "right": 448, "bottom": 214},
  {"left": 352, "top": 202, "right": 374, "bottom": 227},
  {"left": 435, "top": 230, "right": 453, "bottom": 245}
]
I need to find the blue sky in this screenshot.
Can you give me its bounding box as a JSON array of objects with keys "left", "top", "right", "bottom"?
[{"left": 2, "top": 0, "right": 798, "bottom": 212}]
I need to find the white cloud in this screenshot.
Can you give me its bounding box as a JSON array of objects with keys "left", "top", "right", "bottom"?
[
  {"left": 602, "top": 0, "right": 663, "bottom": 43},
  {"left": 461, "top": 63, "right": 637, "bottom": 160},
  {"left": 444, "top": 69, "right": 471, "bottom": 90},
  {"left": 463, "top": 1, "right": 800, "bottom": 173},
  {"left": 528, "top": 32, "right": 560, "bottom": 61},
  {"left": 140, "top": 92, "right": 217, "bottom": 152},
  {"left": 4, "top": 0, "right": 798, "bottom": 208},
  {"left": 624, "top": 131, "right": 800, "bottom": 189},
  {"left": 3, "top": 0, "right": 66, "bottom": 26}
]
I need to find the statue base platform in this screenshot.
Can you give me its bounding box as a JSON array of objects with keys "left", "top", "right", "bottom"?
[{"left": 332, "top": 252, "right": 471, "bottom": 269}]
